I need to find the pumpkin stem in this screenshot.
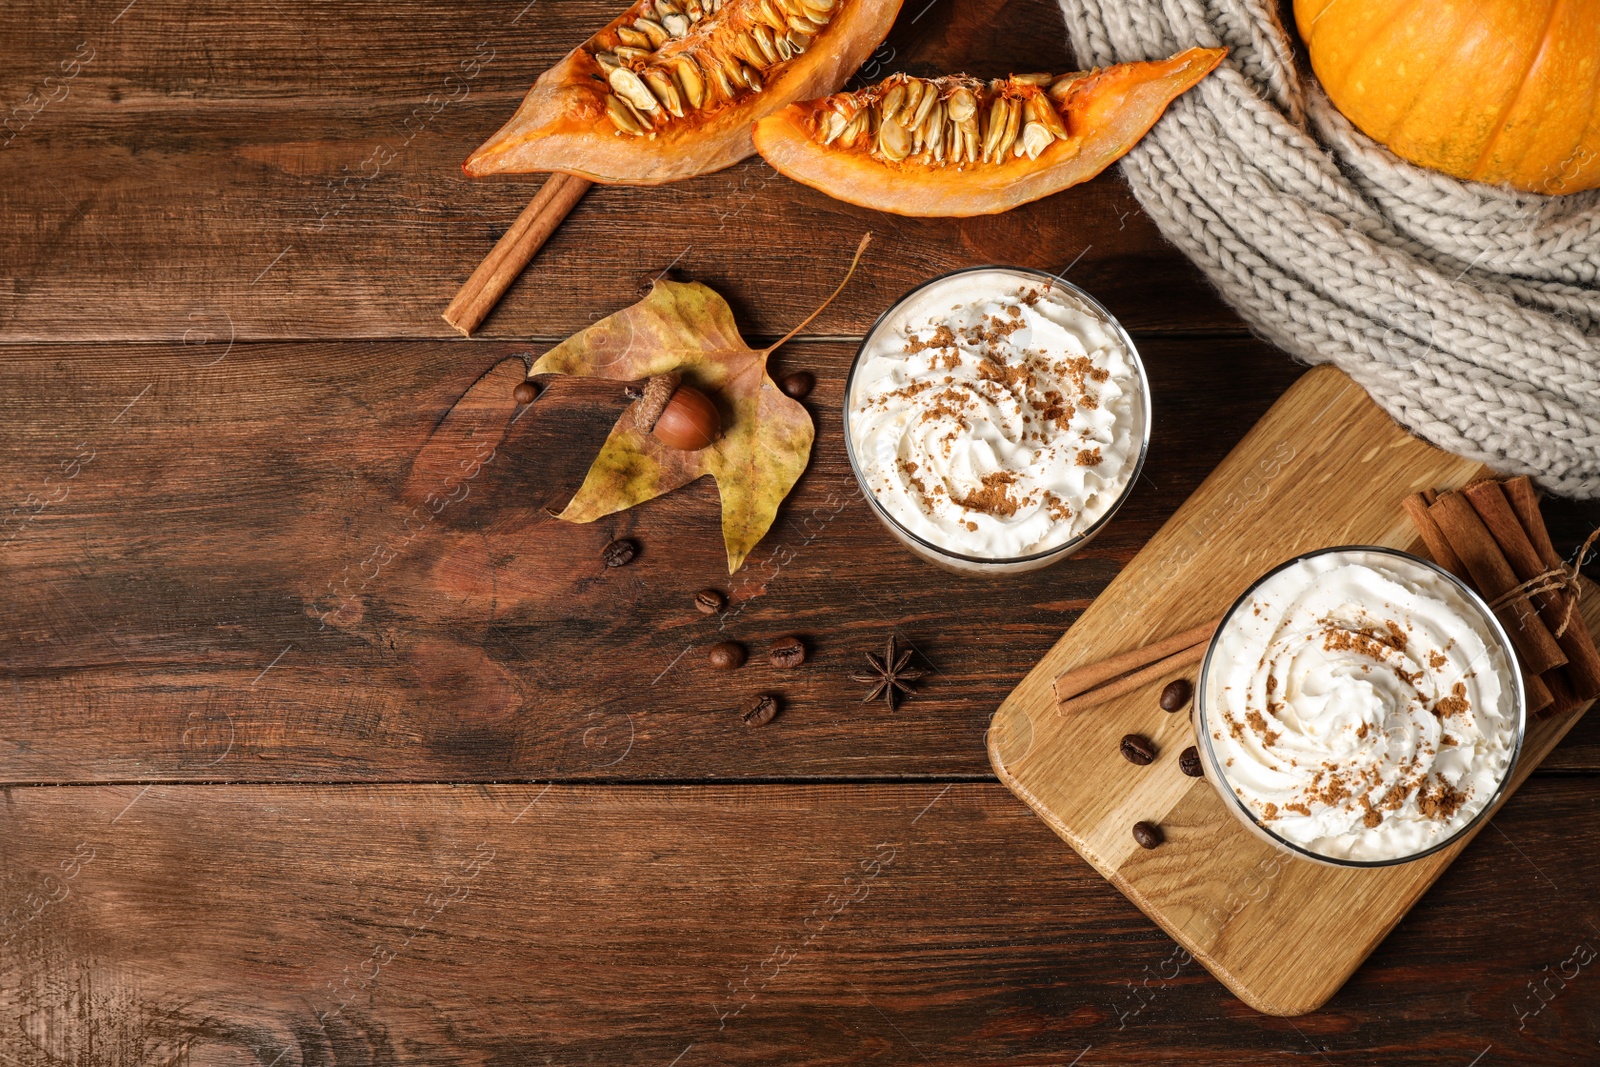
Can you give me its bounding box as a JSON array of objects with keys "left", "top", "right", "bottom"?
[{"left": 764, "top": 232, "right": 872, "bottom": 359}]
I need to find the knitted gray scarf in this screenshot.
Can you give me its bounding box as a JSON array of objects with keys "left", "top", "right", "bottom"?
[{"left": 1058, "top": 1, "right": 1600, "bottom": 498}]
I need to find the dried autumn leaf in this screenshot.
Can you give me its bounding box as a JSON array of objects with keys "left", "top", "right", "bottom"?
[{"left": 532, "top": 236, "right": 869, "bottom": 572}]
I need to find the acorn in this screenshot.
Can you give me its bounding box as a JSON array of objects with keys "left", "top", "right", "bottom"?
[{"left": 632, "top": 371, "right": 721, "bottom": 451}]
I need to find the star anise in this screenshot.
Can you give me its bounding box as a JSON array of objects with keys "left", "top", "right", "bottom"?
[{"left": 851, "top": 634, "right": 926, "bottom": 710}]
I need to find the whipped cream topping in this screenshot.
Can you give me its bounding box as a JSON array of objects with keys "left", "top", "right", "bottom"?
[
  {"left": 847, "top": 270, "right": 1142, "bottom": 559},
  {"left": 1204, "top": 550, "right": 1519, "bottom": 862}
]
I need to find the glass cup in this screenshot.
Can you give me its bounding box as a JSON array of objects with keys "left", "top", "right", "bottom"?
[
  {"left": 1192, "top": 545, "right": 1527, "bottom": 868},
  {"left": 842, "top": 266, "right": 1151, "bottom": 576}
]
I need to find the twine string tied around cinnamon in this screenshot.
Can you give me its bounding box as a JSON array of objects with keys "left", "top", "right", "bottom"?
[{"left": 1487, "top": 527, "right": 1600, "bottom": 639}]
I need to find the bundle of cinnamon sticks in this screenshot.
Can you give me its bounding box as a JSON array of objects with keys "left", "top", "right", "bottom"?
[{"left": 1404, "top": 475, "right": 1600, "bottom": 719}]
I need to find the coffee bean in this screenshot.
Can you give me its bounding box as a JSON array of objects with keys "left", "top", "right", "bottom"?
[
  {"left": 695, "top": 588, "right": 726, "bottom": 615},
  {"left": 512, "top": 380, "right": 540, "bottom": 404},
  {"left": 741, "top": 693, "right": 779, "bottom": 727},
  {"left": 601, "top": 538, "right": 637, "bottom": 568},
  {"left": 768, "top": 636, "right": 806, "bottom": 668},
  {"left": 1120, "top": 733, "right": 1156, "bottom": 766},
  {"left": 1179, "top": 745, "right": 1204, "bottom": 778},
  {"left": 1160, "top": 678, "right": 1193, "bottom": 712},
  {"left": 778, "top": 371, "right": 815, "bottom": 400},
  {"left": 1132, "top": 821, "right": 1163, "bottom": 849},
  {"left": 708, "top": 641, "right": 746, "bottom": 670}
]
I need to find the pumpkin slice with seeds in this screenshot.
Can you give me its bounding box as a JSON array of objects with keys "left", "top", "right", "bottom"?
[
  {"left": 752, "top": 47, "right": 1225, "bottom": 216},
  {"left": 464, "top": 0, "right": 903, "bottom": 184}
]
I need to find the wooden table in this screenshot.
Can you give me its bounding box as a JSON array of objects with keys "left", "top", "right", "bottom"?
[{"left": 4, "top": 1, "right": 1598, "bottom": 1062}]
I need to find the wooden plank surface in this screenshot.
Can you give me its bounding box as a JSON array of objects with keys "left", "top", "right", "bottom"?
[
  {"left": 0, "top": 334, "right": 1316, "bottom": 783},
  {"left": 2, "top": 780, "right": 1599, "bottom": 1066},
  {"left": 6, "top": 336, "right": 1593, "bottom": 781},
  {"left": 0, "top": 0, "right": 1239, "bottom": 343},
  {"left": 989, "top": 366, "right": 1600, "bottom": 1016},
  {"left": 6, "top": 0, "right": 1600, "bottom": 1054}
]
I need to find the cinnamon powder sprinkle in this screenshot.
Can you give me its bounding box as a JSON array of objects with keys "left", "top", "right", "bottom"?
[
  {"left": 951, "top": 470, "right": 1021, "bottom": 517},
  {"left": 904, "top": 324, "right": 957, "bottom": 355},
  {"left": 1075, "top": 447, "right": 1102, "bottom": 467},
  {"left": 1358, "top": 796, "right": 1382, "bottom": 829},
  {"left": 1434, "top": 681, "right": 1469, "bottom": 718},
  {"left": 1415, "top": 779, "right": 1468, "bottom": 820}
]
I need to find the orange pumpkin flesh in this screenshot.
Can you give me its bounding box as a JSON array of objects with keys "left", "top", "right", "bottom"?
[
  {"left": 464, "top": 0, "right": 903, "bottom": 185},
  {"left": 751, "top": 48, "right": 1225, "bottom": 217},
  {"left": 1295, "top": 0, "right": 1600, "bottom": 193}
]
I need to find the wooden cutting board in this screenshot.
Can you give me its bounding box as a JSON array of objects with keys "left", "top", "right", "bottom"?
[{"left": 987, "top": 364, "right": 1599, "bottom": 1016}]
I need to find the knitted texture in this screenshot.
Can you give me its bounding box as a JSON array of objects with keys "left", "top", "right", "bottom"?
[{"left": 1058, "top": 0, "right": 1600, "bottom": 497}]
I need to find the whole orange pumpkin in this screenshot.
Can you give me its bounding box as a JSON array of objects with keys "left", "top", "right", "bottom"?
[{"left": 1294, "top": 0, "right": 1600, "bottom": 194}]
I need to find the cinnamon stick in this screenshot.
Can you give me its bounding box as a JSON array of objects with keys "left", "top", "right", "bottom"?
[
  {"left": 443, "top": 174, "right": 593, "bottom": 337},
  {"left": 1427, "top": 491, "right": 1567, "bottom": 675},
  {"left": 1053, "top": 615, "right": 1222, "bottom": 704},
  {"left": 1503, "top": 477, "right": 1551, "bottom": 560},
  {"left": 1402, "top": 491, "right": 1468, "bottom": 581},
  {"left": 1543, "top": 667, "right": 1585, "bottom": 719},
  {"left": 1524, "top": 670, "right": 1555, "bottom": 717},
  {"left": 1057, "top": 640, "right": 1211, "bottom": 716},
  {"left": 1464, "top": 480, "right": 1600, "bottom": 700}
]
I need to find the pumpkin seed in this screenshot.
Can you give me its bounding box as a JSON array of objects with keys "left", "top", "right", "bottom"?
[
  {"left": 616, "top": 24, "right": 653, "bottom": 49},
  {"left": 786, "top": 27, "right": 813, "bottom": 52},
  {"left": 733, "top": 34, "right": 767, "bottom": 68},
  {"left": 907, "top": 81, "right": 937, "bottom": 133},
  {"left": 758, "top": 0, "right": 789, "bottom": 29},
  {"left": 670, "top": 54, "right": 706, "bottom": 108},
  {"left": 879, "top": 82, "right": 906, "bottom": 123},
  {"left": 1012, "top": 72, "right": 1053, "bottom": 86},
  {"left": 840, "top": 110, "right": 868, "bottom": 147},
  {"left": 751, "top": 24, "right": 780, "bottom": 64},
  {"left": 640, "top": 67, "right": 684, "bottom": 116},
  {"left": 800, "top": 0, "right": 836, "bottom": 12},
  {"left": 635, "top": 17, "right": 671, "bottom": 48},
  {"left": 922, "top": 100, "right": 945, "bottom": 157},
  {"left": 1026, "top": 93, "right": 1070, "bottom": 140},
  {"left": 610, "top": 67, "right": 661, "bottom": 112},
  {"left": 614, "top": 44, "right": 653, "bottom": 62},
  {"left": 819, "top": 109, "right": 848, "bottom": 144},
  {"left": 1047, "top": 71, "right": 1088, "bottom": 104},
  {"left": 980, "top": 97, "right": 1007, "bottom": 161},
  {"left": 946, "top": 87, "right": 978, "bottom": 124},
  {"left": 900, "top": 80, "right": 925, "bottom": 124},
  {"left": 664, "top": 11, "right": 691, "bottom": 35},
  {"left": 707, "top": 56, "right": 739, "bottom": 100},
  {"left": 1017, "top": 120, "right": 1053, "bottom": 159},
  {"left": 878, "top": 117, "right": 910, "bottom": 161},
  {"left": 742, "top": 63, "right": 764, "bottom": 91},
  {"left": 605, "top": 93, "right": 647, "bottom": 134},
  {"left": 962, "top": 121, "right": 980, "bottom": 163},
  {"left": 995, "top": 97, "right": 1021, "bottom": 159},
  {"left": 594, "top": 51, "right": 622, "bottom": 72}
]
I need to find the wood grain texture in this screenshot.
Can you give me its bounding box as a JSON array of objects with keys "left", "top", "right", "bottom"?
[
  {"left": 6, "top": 0, "right": 1600, "bottom": 1049},
  {"left": 989, "top": 366, "right": 1600, "bottom": 1016},
  {"left": 0, "top": 334, "right": 1313, "bottom": 783},
  {"left": 0, "top": 0, "right": 1240, "bottom": 343},
  {"left": 2, "top": 780, "right": 1599, "bottom": 1066}
]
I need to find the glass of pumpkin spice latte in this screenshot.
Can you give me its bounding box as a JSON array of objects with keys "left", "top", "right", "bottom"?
[
  {"left": 1194, "top": 546, "right": 1526, "bottom": 867},
  {"left": 844, "top": 267, "right": 1149, "bottom": 575}
]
